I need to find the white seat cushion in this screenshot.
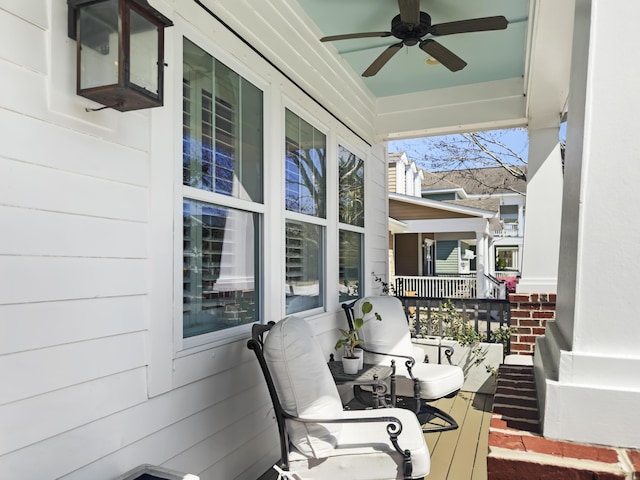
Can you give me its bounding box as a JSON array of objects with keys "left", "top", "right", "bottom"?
[
  {"left": 401, "top": 362, "right": 464, "bottom": 399},
  {"left": 355, "top": 296, "right": 464, "bottom": 400},
  {"left": 264, "top": 316, "right": 343, "bottom": 458},
  {"left": 288, "top": 407, "right": 430, "bottom": 479}
]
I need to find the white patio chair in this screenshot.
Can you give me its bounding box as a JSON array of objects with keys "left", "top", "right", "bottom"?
[
  {"left": 350, "top": 296, "right": 464, "bottom": 432},
  {"left": 248, "top": 316, "right": 430, "bottom": 480}
]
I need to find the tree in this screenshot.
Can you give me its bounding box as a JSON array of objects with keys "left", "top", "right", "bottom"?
[{"left": 390, "top": 128, "right": 530, "bottom": 193}]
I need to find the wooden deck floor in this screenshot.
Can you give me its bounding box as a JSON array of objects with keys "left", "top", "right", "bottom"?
[{"left": 257, "top": 390, "right": 493, "bottom": 480}]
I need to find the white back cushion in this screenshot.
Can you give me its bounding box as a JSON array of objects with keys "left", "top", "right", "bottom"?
[
  {"left": 355, "top": 296, "right": 415, "bottom": 366},
  {"left": 264, "top": 316, "right": 343, "bottom": 458}
]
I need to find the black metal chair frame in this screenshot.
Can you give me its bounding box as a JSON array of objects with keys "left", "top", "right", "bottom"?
[
  {"left": 247, "top": 322, "right": 420, "bottom": 480},
  {"left": 341, "top": 301, "right": 459, "bottom": 433}
]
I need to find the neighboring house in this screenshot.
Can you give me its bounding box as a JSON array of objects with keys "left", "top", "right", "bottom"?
[
  {"left": 421, "top": 166, "right": 527, "bottom": 279},
  {"left": 388, "top": 153, "right": 524, "bottom": 293}
]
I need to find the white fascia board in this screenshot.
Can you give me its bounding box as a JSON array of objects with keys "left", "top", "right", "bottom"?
[
  {"left": 421, "top": 187, "right": 468, "bottom": 199},
  {"left": 376, "top": 78, "right": 527, "bottom": 140},
  {"left": 389, "top": 217, "right": 409, "bottom": 234},
  {"left": 403, "top": 217, "right": 490, "bottom": 234}
]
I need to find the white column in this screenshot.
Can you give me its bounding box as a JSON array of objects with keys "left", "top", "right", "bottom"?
[
  {"left": 475, "top": 231, "right": 487, "bottom": 298},
  {"left": 516, "top": 127, "right": 564, "bottom": 293},
  {"left": 536, "top": 0, "right": 640, "bottom": 449}
]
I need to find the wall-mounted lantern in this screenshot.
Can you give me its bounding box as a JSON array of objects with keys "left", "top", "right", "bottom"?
[{"left": 67, "top": 0, "right": 173, "bottom": 111}]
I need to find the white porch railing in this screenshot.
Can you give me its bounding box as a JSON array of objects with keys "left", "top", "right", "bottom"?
[
  {"left": 394, "top": 275, "right": 506, "bottom": 299},
  {"left": 493, "top": 222, "right": 521, "bottom": 237}
]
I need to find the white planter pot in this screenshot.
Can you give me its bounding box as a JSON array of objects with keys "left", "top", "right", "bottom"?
[
  {"left": 413, "top": 337, "right": 504, "bottom": 394},
  {"left": 342, "top": 356, "right": 360, "bottom": 374},
  {"left": 353, "top": 348, "right": 364, "bottom": 370}
]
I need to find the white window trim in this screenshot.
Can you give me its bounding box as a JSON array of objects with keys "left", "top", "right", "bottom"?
[{"left": 173, "top": 27, "right": 270, "bottom": 354}]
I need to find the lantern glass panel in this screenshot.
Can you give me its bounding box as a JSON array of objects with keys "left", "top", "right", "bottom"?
[
  {"left": 129, "top": 8, "right": 159, "bottom": 94},
  {"left": 79, "top": 0, "right": 119, "bottom": 90}
]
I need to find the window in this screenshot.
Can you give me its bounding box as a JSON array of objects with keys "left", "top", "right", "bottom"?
[
  {"left": 285, "top": 220, "right": 324, "bottom": 313},
  {"left": 338, "top": 146, "right": 364, "bottom": 227},
  {"left": 285, "top": 109, "right": 325, "bottom": 217},
  {"left": 182, "top": 38, "right": 263, "bottom": 339},
  {"left": 338, "top": 230, "right": 362, "bottom": 302},
  {"left": 284, "top": 109, "right": 326, "bottom": 314},
  {"left": 338, "top": 145, "right": 364, "bottom": 302},
  {"left": 499, "top": 205, "right": 518, "bottom": 223},
  {"left": 496, "top": 246, "right": 518, "bottom": 271},
  {"left": 183, "top": 201, "right": 260, "bottom": 338}
]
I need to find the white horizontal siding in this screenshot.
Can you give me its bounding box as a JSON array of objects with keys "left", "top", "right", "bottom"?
[
  {"left": 0, "top": 1, "right": 47, "bottom": 28},
  {"left": 0, "top": 159, "right": 148, "bottom": 221},
  {"left": 0, "top": 368, "right": 148, "bottom": 455},
  {"left": 0, "top": 8, "right": 46, "bottom": 74},
  {"left": 0, "top": 206, "right": 148, "bottom": 259},
  {"left": 0, "top": 361, "right": 266, "bottom": 479},
  {"left": 0, "top": 257, "right": 148, "bottom": 304},
  {"left": 67, "top": 387, "right": 274, "bottom": 480},
  {"left": 0, "top": 296, "right": 147, "bottom": 355},
  {"left": 0, "top": 332, "right": 147, "bottom": 405},
  {"left": 0, "top": 109, "right": 149, "bottom": 186}
]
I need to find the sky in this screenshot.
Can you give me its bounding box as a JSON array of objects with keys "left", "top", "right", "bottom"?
[{"left": 388, "top": 125, "right": 566, "bottom": 171}]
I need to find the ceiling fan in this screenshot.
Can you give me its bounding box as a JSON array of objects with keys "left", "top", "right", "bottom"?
[{"left": 320, "top": 0, "right": 508, "bottom": 77}]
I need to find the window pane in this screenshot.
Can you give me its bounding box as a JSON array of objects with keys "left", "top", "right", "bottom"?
[
  {"left": 285, "top": 109, "right": 326, "bottom": 217},
  {"left": 338, "top": 145, "right": 364, "bottom": 227},
  {"left": 183, "top": 39, "right": 263, "bottom": 202},
  {"left": 183, "top": 199, "right": 260, "bottom": 338},
  {"left": 285, "top": 220, "right": 323, "bottom": 313},
  {"left": 339, "top": 230, "right": 362, "bottom": 303},
  {"left": 500, "top": 205, "right": 518, "bottom": 223}
]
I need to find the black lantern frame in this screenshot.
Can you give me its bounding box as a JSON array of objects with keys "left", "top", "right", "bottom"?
[{"left": 68, "top": 0, "right": 173, "bottom": 111}]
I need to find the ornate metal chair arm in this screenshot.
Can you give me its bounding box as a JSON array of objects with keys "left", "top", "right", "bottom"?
[
  {"left": 443, "top": 345, "right": 455, "bottom": 365},
  {"left": 361, "top": 346, "right": 417, "bottom": 378},
  {"left": 282, "top": 412, "right": 413, "bottom": 478}
]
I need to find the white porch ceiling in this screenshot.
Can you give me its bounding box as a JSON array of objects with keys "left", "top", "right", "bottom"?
[
  {"left": 296, "top": 0, "right": 529, "bottom": 98},
  {"left": 195, "top": 0, "right": 574, "bottom": 140}
]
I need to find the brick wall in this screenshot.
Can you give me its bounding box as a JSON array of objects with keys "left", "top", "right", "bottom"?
[
  {"left": 508, "top": 293, "right": 555, "bottom": 355},
  {"left": 488, "top": 365, "right": 640, "bottom": 479}
]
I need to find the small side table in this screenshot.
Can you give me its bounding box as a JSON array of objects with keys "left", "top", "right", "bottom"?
[{"left": 328, "top": 358, "right": 396, "bottom": 408}]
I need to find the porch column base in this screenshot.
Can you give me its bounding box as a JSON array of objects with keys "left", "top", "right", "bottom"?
[
  {"left": 535, "top": 328, "right": 640, "bottom": 449},
  {"left": 515, "top": 276, "right": 557, "bottom": 294}
]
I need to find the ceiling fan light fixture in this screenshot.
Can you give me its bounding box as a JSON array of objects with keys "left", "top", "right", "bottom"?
[{"left": 425, "top": 57, "right": 440, "bottom": 65}]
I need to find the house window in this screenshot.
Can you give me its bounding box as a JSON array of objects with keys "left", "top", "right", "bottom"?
[
  {"left": 285, "top": 109, "right": 326, "bottom": 314},
  {"left": 182, "top": 38, "right": 263, "bottom": 339},
  {"left": 285, "top": 109, "right": 326, "bottom": 217},
  {"left": 338, "top": 145, "right": 364, "bottom": 227},
  {"left": 183, "top": 200, "right": 260, "bottom": 338},
  {"left": 496, "top": 246, "right": 518, "bottom": 271},
  {"left": 338, "top": 145, "right": 364, "bottom": 302},
  {"left": 338, "top": 230, "right": 362, "bottom": 302},
  {"left": 183, "top": 39, "right": 263, "bottom": 202},
  {"left": 285, "top": 220, "right": 324, "bottom": 313},
  {"left": 499, "top": 204, "right": 518, "bottom": 223}
]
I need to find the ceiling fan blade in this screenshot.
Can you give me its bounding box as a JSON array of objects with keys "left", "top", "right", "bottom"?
[
  {"left": 321, "top": 31, "right": 392, "bottom": 42},
  {"left": 362, "top": 42, "right": 404, "bottom": 77},
  {"left": 430, "top": 16, "right": 508, "bottom": 36},
  {"left": 397, "top": 0, "right": 420, "bottom": 25},
  {"left": 419, "top": 39, "right": 467, "bottom": 72}
]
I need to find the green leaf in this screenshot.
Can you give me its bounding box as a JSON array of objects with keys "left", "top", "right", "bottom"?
[
  {"left": 361, "top": 301, "right": 373, "bottom": 314},
  {"left": 354, "top": 317, "right": 364, "bottom": 329}
]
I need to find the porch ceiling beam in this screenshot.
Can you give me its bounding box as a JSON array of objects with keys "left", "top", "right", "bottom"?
[
  {"left": 375, "top": 77, "right": 527, "bottom": 141},
  {"left": 524, "top": 0, "right": 575, "bottom": 129},
  {"left": 401, "top": 217, "right": 494, "bottom": 234}
]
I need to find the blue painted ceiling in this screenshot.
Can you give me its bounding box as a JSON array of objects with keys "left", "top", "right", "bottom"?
[{"left": 296, "top": 0, "right": 529, "bottom": 98}]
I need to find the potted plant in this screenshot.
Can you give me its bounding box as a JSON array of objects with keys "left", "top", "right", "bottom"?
[{"left": 335, "top": 300, "right": 381, "bottom": 374}]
